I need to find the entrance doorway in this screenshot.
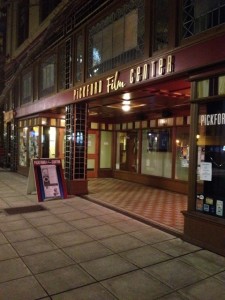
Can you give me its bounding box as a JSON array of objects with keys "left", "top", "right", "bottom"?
[{"left": 117, "top": 131, "right": 138, "bottom": 172}]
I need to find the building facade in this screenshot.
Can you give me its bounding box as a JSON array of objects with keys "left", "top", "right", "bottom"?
[{"left": 1, "top": 0, "right": 225, "bottom": 255}]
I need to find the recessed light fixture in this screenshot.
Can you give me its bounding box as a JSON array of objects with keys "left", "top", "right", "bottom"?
[{"left": 122, "top": 93, "right": 131, "bottom": 100}]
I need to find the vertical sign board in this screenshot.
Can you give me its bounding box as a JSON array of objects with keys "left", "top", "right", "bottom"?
[{"left": 27, "top": 159, "right": 68, "bottom": 202}]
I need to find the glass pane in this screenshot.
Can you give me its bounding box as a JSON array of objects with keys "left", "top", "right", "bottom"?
[
  {"left": 100, "top": 131, "right": 112, "bottom": 168},
  {"left": 218, "top": 75, "right": 225, "bottom": 95},
  {"left": 19, "top": 127, "right": 28, "bottom": 166},
  {"left": 88, "top": 134, "right": 96, "bottom": 154},
  {"left": 116, "top": 131, "right": 138, "bottom": 172},
  {"left": 175, "top": 127, "right": 189, "bottom": 181},
  {"left": 87, "top": 159, "right": 95, "bottom": 171},
  {"left": 102, "top": 24, "right": 112, "bottom": 61},
  {"left": 197, "top": 79, "right": 209, "bottom": 98},
  {"left": 153, "top": 0, "right": 169, "bottom": 51},
  {"left": 29, "top": 126, "right": 39, "bottom": 160},
  {"left": 141, "top": 129, "right": 172, "bottom": 178},
  {"left": 75, "top": 34, "right": 84, "bottom": 82},
  {"left": 124, "top": 9, "right": 138, "bottom": 51},
  {"left": 113, "top": 18, "right": 124, "bottom": 57},
  {"left": 92, "top": 31, "right": 102, "bottom": 67},
  {"left": 196, "top": 100, "right": 225, "bottom": 217},
  {"left": 22, "top": 72, "right": 32, "bottom": 103},
  {"left": 49, "top": 127, "right": 56, "bottom": 158}
]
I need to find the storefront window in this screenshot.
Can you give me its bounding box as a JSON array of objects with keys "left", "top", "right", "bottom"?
[
  {"left": 29, "top": 127, "right": 39, "bottom": 160},
  {"left": 19, "top": 127, "right": 28, "bottom": 166},
  {"left": 100, "top": 131, "right": 112, "bottom": 168},
  {"left": 116, "top": 131, "right": 138, "bottom": 172},
  {"left": 196, "top": 100, "right": 225, "bottom": 218},
  {"left": 141, "top": 129, "right": 172, "bottom": 178},
  {"left": 175, "top": 127, "right": 189, "bottom": 181}
]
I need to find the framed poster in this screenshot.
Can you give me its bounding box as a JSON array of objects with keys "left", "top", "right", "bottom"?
[{"left": 27, "top": 158, "right": 67, "bottom": 202}]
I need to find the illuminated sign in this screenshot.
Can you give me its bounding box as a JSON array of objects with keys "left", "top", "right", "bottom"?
[
  {"left": 106, "top": 71, "right": 126, "bottom": 93},
  {"left": 130, "top": 55, "right": 174, "bottom": 84},
  {"left": 200, "top": 114, "right": 225, "bottom": 126},
  {"left": 73, "top": 55, "right": 175, "bottom": 101}
]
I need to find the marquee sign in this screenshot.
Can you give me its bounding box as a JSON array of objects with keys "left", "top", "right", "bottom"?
[{"left": 73, "top": 55, "right": 175, "bottom": 101}]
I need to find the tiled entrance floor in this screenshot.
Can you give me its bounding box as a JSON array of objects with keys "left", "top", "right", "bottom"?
[{"left": 87, "top": 178, "right": 187, "bottom": 235}]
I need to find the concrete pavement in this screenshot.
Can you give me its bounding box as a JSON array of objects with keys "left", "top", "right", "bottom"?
[{"left": 0, "top": 171, "right": 225, "bottom": 299}]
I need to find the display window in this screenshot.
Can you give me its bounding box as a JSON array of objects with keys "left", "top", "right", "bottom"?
[
  {"left": 29, "top": 127, "right": 39, "bottom": 160},
  {"left": 196, "top": 100, "right": 225, "bottom": 218},
  {"left": 141, "top": 129, "right": 172, "bottom": 178},
  {"left": 18, "top": 118, "right": 65, "bottom": 169},
  {"left": 175, "top": 127, "right": 189, "bottom": 181},
  {"left": 19, "top": 127, "right": 28, "bottom": 166}
]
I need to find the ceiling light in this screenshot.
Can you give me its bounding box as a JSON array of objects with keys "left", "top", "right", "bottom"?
[
  {"left": 122, "top": 104, "right": 131, "bottom": 112},
  {"left": 122, "top": 93, "right": 131, "bottom": 100}
]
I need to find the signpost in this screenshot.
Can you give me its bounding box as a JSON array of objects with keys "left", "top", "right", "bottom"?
[{"left": 27, "top": 158, "right": 68, "bottom": 202}]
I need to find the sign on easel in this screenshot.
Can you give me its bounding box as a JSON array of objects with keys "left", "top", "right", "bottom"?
[{"left": 27, "top": 159, "right": 68, "bottom": 202}]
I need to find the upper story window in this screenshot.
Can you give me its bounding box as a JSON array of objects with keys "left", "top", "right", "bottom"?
[
  {"left": 182, "top": 0, "right": 225, "bottom": 39},
  {"left": 21, "top": 71, "right": 32, "bottom": 104},
  {"left": 87, "top": 0, "right": 144, "bottom": 78},
  {"left": 40, "top": 0, "right": 61, "bottom": 22},
  {"left": 40, "top": 55, "right": 56, "bottom": 97},
  {"left": 153, "top": 0, "right": 169, "bottom": 52},
  {"left": 75, "top": 34, "right": 84, "bottom": 83},
  {"left": 17, "top": 0, "right": 29, "bottom": 46}
]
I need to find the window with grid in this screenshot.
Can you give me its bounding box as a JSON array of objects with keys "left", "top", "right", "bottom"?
[
  {"left": 182, "top": 0, "right": 225, "bottom": 39},
  {"left": 88, "top": 0, "right": 144, "bottom": 78}
]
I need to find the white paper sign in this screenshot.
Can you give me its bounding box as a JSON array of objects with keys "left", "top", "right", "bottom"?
[{"left": 200, "top": 162, "right": 212, "bottom": 181}]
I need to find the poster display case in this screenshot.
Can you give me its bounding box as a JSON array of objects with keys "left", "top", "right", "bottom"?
[{"left": 27, "top": 158, "right": 67, "bottom": 202}]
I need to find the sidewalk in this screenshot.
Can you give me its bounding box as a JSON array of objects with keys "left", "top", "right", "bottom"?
[{"left": 0, "top": 171, "right": 225, "bottom": 299}]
